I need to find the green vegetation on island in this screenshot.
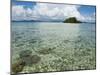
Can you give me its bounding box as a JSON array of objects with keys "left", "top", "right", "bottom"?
[{"left": 63, "top": 17, "right": 81, "bottom": 23}]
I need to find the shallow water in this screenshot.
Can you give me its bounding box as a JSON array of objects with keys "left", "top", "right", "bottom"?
[{"left": 11, "top": 22, "right": 96, "bottom": 73}]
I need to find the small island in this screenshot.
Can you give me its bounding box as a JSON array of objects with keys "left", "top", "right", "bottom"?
[{"left": 63, "top": 17, "right": 81, "bottom": 23}]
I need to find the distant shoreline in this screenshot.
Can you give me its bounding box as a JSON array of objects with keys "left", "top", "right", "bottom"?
[{"left": 12, "top": 21, "right": 95, "bottom": 24}]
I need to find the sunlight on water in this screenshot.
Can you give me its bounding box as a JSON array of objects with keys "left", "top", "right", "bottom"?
[{"left": 11, "top": 22, "right": 96, "bottom": 74}]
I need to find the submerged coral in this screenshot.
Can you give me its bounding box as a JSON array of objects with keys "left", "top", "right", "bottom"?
[
  {"left": 22, "top": 55, "right": 41, "bottom": 66},
  {"left": 19, "top": 50, "right": 41, "bottom": 66},
  {"left": 11, "top": 59, "right": 25, "bottom": 74},
  {"left": 37, "top": 47, "right": 54, "bottom": 55},
  {"left": 19, "top": 50, "right": 32, "bottom": 58},
  {"left": 12, "top": 50, "right": 41, "bottom": 74},
  {"left": 28, "top": 39, "right": 37, "bottom": 44},
  {"left": 31, "top": 55, "right": 41, "bottom": 64},
  {"left": 16, "top": 43, "right": 24, "bottom": 47},
  {"left": 63, "top": 40, "right": 70, "bottom": 43}
]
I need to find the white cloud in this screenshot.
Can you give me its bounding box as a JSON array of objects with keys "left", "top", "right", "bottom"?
[
  {"left": 81, "top": 12, "right": 96, "bottom": 22},
  {"left": 31, "top": 3, "right": 83, "bottom": 21},
  {"left": 12, "top": 3, "right": 95, "bottom": 22},
  {"left": 12, "top": 5, "right": 25, "bottom": 20}
]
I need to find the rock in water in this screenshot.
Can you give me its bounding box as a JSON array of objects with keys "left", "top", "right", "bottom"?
[{"left": 11, "top": 59, "right": 25, "bottom": 74}]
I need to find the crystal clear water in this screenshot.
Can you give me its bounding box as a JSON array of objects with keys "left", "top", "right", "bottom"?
[{"left": 11, "top": 22, "right": 96, "bottom": 73}]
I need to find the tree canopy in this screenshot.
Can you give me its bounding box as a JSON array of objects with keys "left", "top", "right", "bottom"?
[{"left": 63, "top": 17, "right": 81, "bottom": 23}]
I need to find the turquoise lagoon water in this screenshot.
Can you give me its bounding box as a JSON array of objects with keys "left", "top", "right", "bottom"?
[{"left": 11, "top": 22, "right": 96, "bottom": 73}]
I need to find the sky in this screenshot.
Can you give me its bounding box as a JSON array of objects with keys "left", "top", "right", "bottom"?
[{"left": 12, "top": 0, "right": 96, "bottom": 22}]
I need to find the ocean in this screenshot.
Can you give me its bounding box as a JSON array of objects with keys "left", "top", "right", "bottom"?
[{"left": 11, "top": 22, "right": 96, "bottom": 73}]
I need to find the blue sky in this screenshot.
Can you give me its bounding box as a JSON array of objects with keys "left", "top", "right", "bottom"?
[
  {"left": 12, "top": 0, "right": 36, "bottom": 8},
  {"left": 12, "top": 0, "right": 96, "bottom": 22},
  {"left": 78, "top": 5, "right": 95, "bottom": 16}
]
